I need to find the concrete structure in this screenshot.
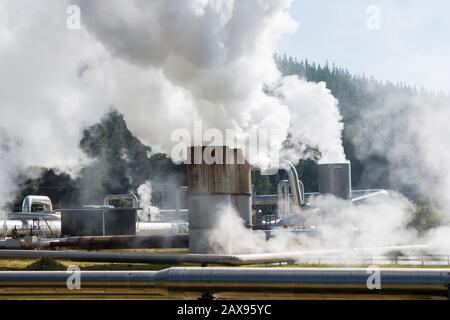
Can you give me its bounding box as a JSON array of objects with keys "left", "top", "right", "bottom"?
[{"left": 187, "top": 146, "right": 252, "bottom": 253}]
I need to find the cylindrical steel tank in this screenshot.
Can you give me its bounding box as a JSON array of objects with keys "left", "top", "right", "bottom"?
[
  {"left": 318, "top": 162, "right": 352, "bottom": 200},
  {"left": 187, "top": 146, "right": 252, "bottom": 254}
]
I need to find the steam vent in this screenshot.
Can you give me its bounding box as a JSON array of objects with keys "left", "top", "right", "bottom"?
[{"left": 187, "top": 146, "right": 252, "bottom": 253}]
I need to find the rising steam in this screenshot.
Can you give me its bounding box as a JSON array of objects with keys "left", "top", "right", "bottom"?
[
  {"left": 0, "top": 0, "right": 448, "bottom": 257},
  {"left": 0, "top": 0, "right": 346, "bottom": 208},
  {"left": 78, "top": 0, "right": 347, "bottom": 166},
  {"left": 137, "top": 180, "right": 160, "bottom": 221}
]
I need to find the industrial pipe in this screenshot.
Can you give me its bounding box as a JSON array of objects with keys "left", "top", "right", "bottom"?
[
  {"left": 0, "top": 245, "right": 429, "bottom": 266},
  {"left": 277, "top": 179, "right": 305, "bottom": 219},
  {"left": 49, "top": 235, "right": 189, "bottom": 250},
  {"left": 277, "top": 180, "right": 290, "bottom": 220},
  {"left": 0, "top": 249, "right": 325, "bottom": 266},
  {"left": 280, "top": 160, "right": 304, "bottom": 208},
  {"left": 0, "top": 267, "right": 448, "bottom": 296},
  {"left": 22, "top": 196, "right": 53, "bottom": 213},
  {"left": 351, "top": 190, "right": 389, "bottom": 204}
]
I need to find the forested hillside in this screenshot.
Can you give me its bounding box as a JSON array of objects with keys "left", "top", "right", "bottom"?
[
  {"left": 276, "top": 55, "right": 446, "bottom": 196},
  {"left": 9, "top": 111, "right": 185, "bottom": 209}
]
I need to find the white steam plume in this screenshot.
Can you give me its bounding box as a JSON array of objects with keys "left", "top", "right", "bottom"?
[
  {"left": 137, "top": 180, "right": 159, "bottom": 221},
  {"left": 0, "top": 1, "right": 110, "bottom": 207},
  {"left": 0, "top": 0, "right": 347, "bottom": 208},
  {"left": 78, "top": 0, "right": 346, "bottom": 166},
  {"left": 137, "top": 181, "right": 153, "bottom": 212},
  {"left": 1, "top": 1, "right": 448, "bottom": 257},
  {"left": 353, "top": 90, "right": 450, "bottom": 250},
  {"left": 206, "top": 193, "right": 420, "bottom": 256}
]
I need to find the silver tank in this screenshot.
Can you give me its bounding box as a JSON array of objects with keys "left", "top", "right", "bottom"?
[{"left": 318, "top": 162, "right": 352, "bottom": 200}]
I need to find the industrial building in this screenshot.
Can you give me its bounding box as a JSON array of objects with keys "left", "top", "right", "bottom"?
[{"left": 0, "top": 146, "right": 448, "bottom": 300}]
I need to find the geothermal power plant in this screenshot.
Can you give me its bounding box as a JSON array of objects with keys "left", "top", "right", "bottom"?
[{"left": 0, "top": 146, "right": 448, "bottom": 300}]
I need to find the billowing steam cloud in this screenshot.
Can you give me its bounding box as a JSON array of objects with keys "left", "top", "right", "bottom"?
[
  {"left": 206, "top": 193, "right": 421, "bottom": 255},
  {"left": 0, "top": 1, "right": 110, "bottom": 205},
  {"left": 78, "top": 0, "right": 346, "bottom": 165},
  {"left": 354, "top": 92, "right": 450, "bottom": 213},
  {"left": 0, "top": 0, "right": 449, "bottom": 258},
  {"left": 137, "top": 180, "right": 160, "bottom": 221},
  {"left": 353, "top": 91, "right": 450, "bottom": 250},
  {"left": 0, "top": 0, "right": 346, "bottom": 208}
]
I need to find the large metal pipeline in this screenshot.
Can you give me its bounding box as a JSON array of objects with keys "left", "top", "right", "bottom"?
[
  {"left": 351, "top": 189, "right": 389, "bottom": 204},
  {"left": 277, "top": 180, "right": 290, "bottom": 220},
  {"left": 49, "top": 235, "right": 189, "bottom": 250},
  {"left": 277, "top": 179, "right": 305, "bottom": 219},
  {"left": 280, "top": 160, "right": 304, "bottom": 209},
  {"left": 0, "top": 267, "right": 448, "bottom": 296},
  {"left": 0, "top": 249, "right": 334, "bottom": 266},
  {"left": 0, "top": 245, "right": 429, "bottom": 266}
]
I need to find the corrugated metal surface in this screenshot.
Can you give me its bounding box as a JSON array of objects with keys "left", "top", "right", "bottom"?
[
  {"left": 318, "top": 162, "right": 352, "bottom": 200},
  {"left": 61, "top": 209, "right": 136, "bottom": 237}
]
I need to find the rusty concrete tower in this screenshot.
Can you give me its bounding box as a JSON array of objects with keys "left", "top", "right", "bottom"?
[{"left": 187, "top": 146, "right": 252, "bottom": 253}]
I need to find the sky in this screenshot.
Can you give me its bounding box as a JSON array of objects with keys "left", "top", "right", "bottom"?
[{"left": 279, "top": 0, "right": 450, "bottom": 94}]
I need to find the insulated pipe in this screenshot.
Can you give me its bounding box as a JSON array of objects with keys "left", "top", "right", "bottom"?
[
  {"left": 280, "top": 160, "right": 304, "bottom": 208},
  {"left": 351, "top": 190, "right": 389, "bottom": 204},
  {"left": 0, "top": 267, "right": 448, "bottom": 295},
  {"left": 158, "top": 267, "right": 450, "bottom": 293},
  {"left": 277, "top": 179, "right": 305, "bottom": 219},
  {"left": 49, "top": 235, "right": 189, "bottom": 250},
  {"left": 277, "top": 180, "right": 290, "bottom": 219},
  {"left": 0, "top": 245, "right": 429, "bottom": 266},
  {"left": 22, "top": 196, "right": 53, "bottom": 213},
  {"left": 0, "top": 249, "right": 328, "bottom": 266}
]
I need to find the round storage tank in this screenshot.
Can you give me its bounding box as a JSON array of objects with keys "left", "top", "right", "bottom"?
[
  {"left": 318, "top": 162, "right": 352, "bottom": 200},
  {"left": 187, "top": 146, "right": 252, "bottom": 254}
]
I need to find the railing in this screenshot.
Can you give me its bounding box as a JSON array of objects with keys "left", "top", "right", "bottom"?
[
  {"left": 290, "top": 254, "right": 450, "bottom": 266},
  {"left": 259, "top": 214, "right": 278, "bottom": 230},
  {"left": 0, "top": 217, "right": 60, "bottom": 239},
  {"left": 153, "top": 209, "right": 189, "bottom": 222}
]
